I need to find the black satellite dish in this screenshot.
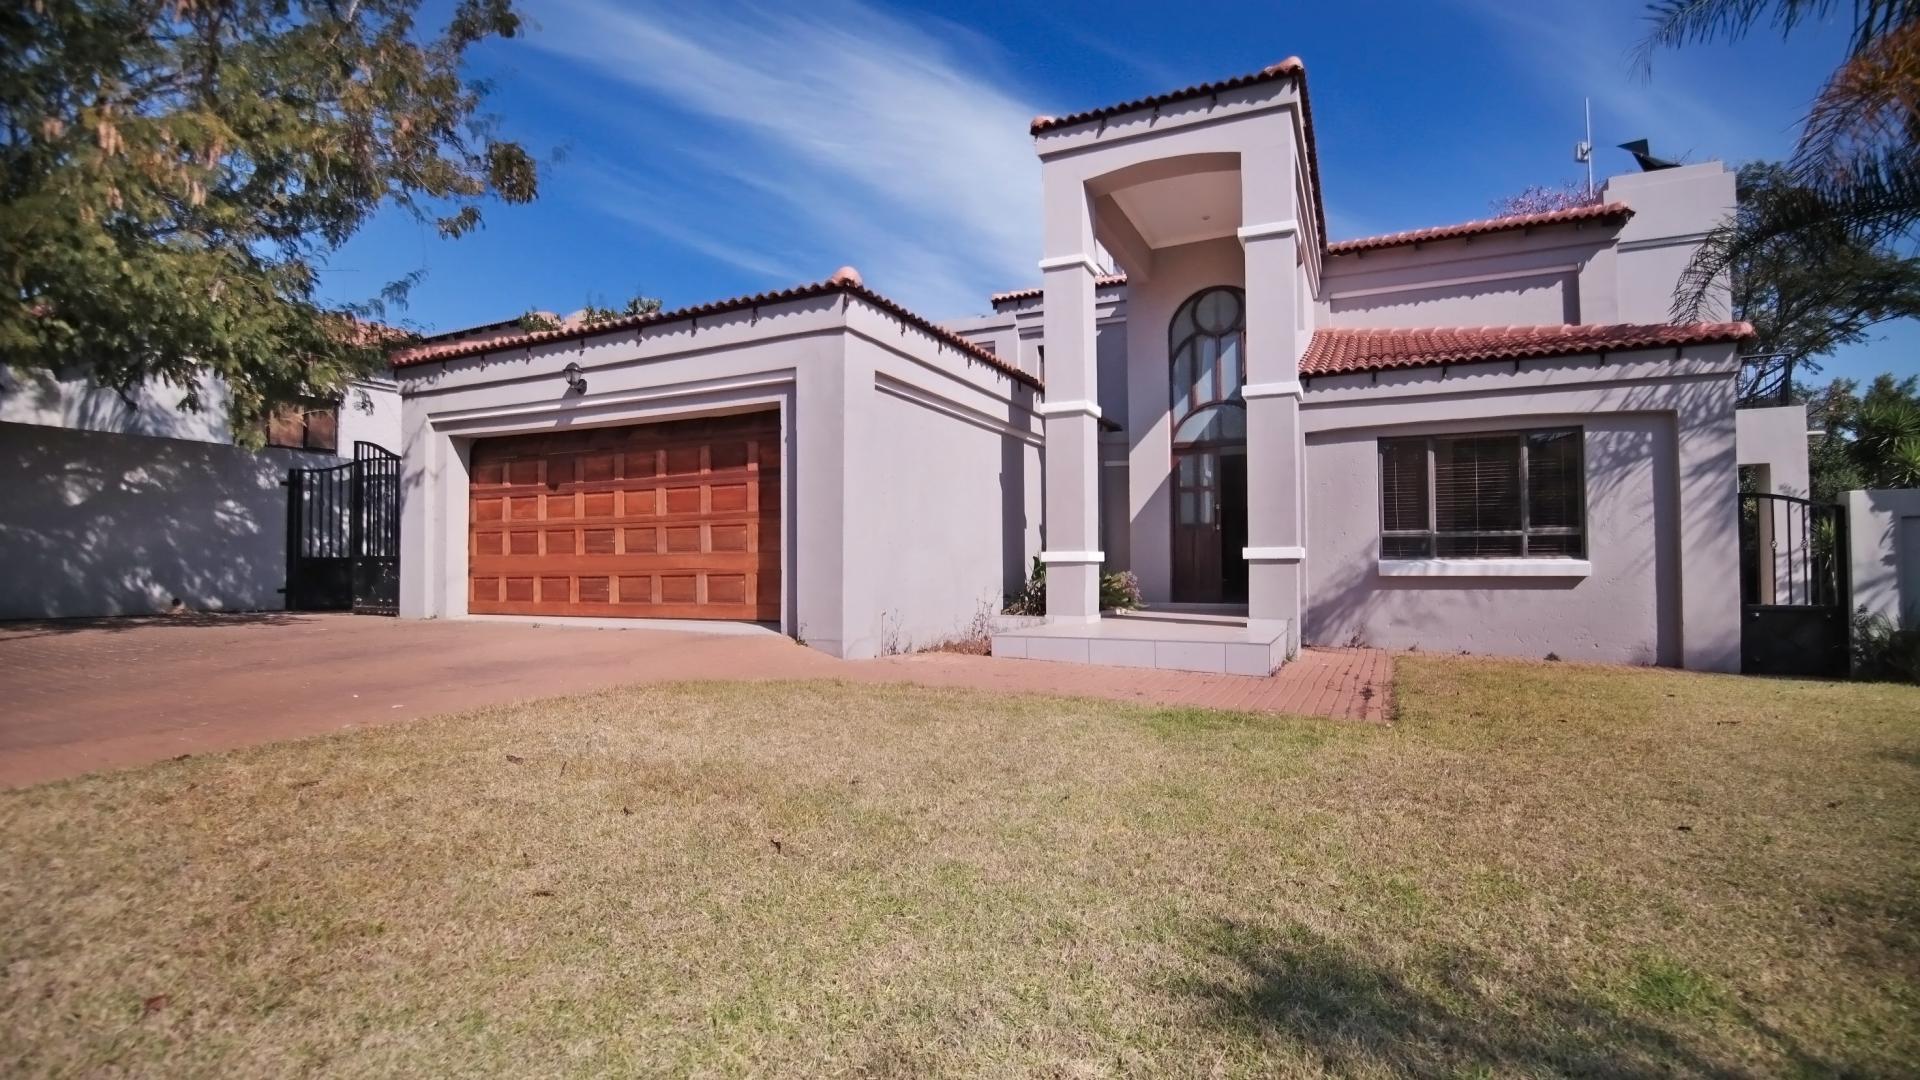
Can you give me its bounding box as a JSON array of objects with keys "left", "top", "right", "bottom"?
[{"left": 1618, "top": 139, "right": 1681, "bottom": 172}]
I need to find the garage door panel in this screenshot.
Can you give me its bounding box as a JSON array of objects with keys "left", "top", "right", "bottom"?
[
  {"left": 468, "top": 411, "right": 779, "bottom": 621},
  {"left": 470, "top": 552, "right": 776, "bottom": 575}
]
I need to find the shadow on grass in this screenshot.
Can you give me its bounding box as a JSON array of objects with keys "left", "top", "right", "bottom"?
[{"left": 1171, "top": 918, "right": 1849, "bottom": 1079}]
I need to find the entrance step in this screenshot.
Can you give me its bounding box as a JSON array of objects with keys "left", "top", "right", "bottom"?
[{"left": 990, "top": 614, "right": 1289, "bottom": 676}]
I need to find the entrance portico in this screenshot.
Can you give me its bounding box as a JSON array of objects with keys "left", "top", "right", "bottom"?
[{"left": 1029, "top": 60, "right": 1317, "bottom": 663}]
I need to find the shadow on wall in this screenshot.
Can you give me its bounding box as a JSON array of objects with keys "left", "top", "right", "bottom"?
[
  {"left": 1000, "top": 425, "right": 1029, "bottom": 597},
  {"left": 1304, "top": 417, "right": 1689, "bottom": 666},
  {"left": 1171, "top": 918, "right": 1848, "bottom": 1077},
  {"left": 0, "top": 421, "right": 327, "bottom": 619}
]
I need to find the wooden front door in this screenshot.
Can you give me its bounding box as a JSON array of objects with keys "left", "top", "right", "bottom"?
[
  {"left": 468, "top": 412, "right": 780, "bottom": 621},
  {"left": 1171, "top": 448, "right": 1248, "bottom": 604}
]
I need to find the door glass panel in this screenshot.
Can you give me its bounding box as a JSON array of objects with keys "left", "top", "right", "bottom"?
[
  {"left": 1171, "top": 344, "right": 1193, "bottom": 422},
  {"left": 1219, "top": 334, "right": 1243, "bottom": 397},
  {"left": 1192, "top": 336, "right": 1216, "bottom": 403}
]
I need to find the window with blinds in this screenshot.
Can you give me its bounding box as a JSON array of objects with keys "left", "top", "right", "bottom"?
[{"left": 1377, "top": 429, "right": 1584, "bottom": 559}]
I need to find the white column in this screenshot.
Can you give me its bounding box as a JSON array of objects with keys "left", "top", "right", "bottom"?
[
  {"left": 1040, "top": 178, "right": 1103, "bottom": 623},
  {"left": 1239, "top": 139, "right": 1307, "bottom": 651}
]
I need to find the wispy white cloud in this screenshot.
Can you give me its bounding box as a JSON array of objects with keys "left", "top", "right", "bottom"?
[
  {"left": 1454, "top": 0, "right": 1785, "bottom": 166},
  {"left": 526, "top": 0, "right": 1042, "bottom": 316}
]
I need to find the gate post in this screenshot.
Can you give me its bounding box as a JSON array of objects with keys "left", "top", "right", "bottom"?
[{"left": 283, "top": 468, "right": 303, "bottom": 610}]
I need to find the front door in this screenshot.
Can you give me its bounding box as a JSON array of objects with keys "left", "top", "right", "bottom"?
[
  {"left": 1167, "top": 284, "right": 1250, "bottom": 605},
  {"left": 1172, "top": 447, "right": 1248, "bottom": 603}
]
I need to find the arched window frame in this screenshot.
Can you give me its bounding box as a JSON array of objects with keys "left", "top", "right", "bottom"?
[{"left": 1168, "top": 285, "right": 1247, "bottom": 449}]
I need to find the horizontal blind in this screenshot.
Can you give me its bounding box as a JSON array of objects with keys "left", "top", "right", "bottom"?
[
  {"left": 1526, "top": 430, "right": 1583, "bottom": 555},
  {"left": 1434, "top": 436, "right": 1521, "bottom": 532},
  {"left": 1379, "top": 439, "right": 1428, "bottom": 531}
]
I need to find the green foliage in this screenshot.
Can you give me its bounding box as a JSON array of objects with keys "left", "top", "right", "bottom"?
[
  {"left": 1641, "top": 8, "right": 1920, "bottom": 369},
  {"left": 1722, "top": 162, "right": 1920, "bottom": 401},
  {"left": 1004, "top": 555, "right": 1046, "bottom": 616},
  {"left": 1851, "top": 608, "right": 1920, "bottom": 682},
  {"left": 1004, "top": 557, "right": 1144, "bottom": 615},
  {"left": 1101, "top": 569, "right": 1144, "bottom": 611},
  {"left": 1, "top": 0, "right": 538, "bottom": 441},
  {"left": 1804, "top": 373, "right": 1920, "bottom": 500}
]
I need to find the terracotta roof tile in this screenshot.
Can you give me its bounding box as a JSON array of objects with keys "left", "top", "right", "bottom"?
[
  {"left": 1326, "top": 203, "right": 1633, "bottom": 255},
  {"left": 989, "top": 273, "right": 1128, "bottom": 307},
  {"left": 391, "top": 276, "right": 1041, "bottom": 390},
  {"left": 1300, "top": 322, "right": 1755, "bottom": 377},
  {"left": 1030, "top": 58, "right": 1305, "bottom": 135}
]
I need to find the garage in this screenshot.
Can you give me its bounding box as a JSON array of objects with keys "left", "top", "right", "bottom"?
[{"left": 467, "top": 411, "right": 780, "bottom": 621}]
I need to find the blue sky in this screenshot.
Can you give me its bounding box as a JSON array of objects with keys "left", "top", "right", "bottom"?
[{"left": 323, "top": 0, "right": 1918, "bottom": 386}]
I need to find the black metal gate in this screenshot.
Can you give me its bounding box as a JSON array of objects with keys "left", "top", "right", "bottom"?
[
  {"left": 1739, "top": 492, "right": 1849, "bottom": 676},
  {"left": 285, "top": 441, "right": 401, "bottom": 615}
]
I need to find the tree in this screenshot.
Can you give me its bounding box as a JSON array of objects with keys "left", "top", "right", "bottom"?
[
  {"left": 1725, "top": 162, "right": 1920, "bottom": 401},
  {"left": 1, "top": 0, "right": 538, "bottom": 439},
  {"left": 1638, "top": 2, "right": 1920, "bottom": 324},
  {"left": 1489, "top": 180, "right": 1600, "bottom": 216},
  {"left": 1804, "top": 373, "right": 1920, "bottom": 500}
]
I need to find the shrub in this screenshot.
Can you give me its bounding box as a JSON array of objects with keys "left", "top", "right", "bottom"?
[
  {"left": 1004, "top": 558, "right": 1144, "bottom": 615},
  {"left": 1004, "top": 555, "right": 1047, "bottom": 616},
  {"left": 1851, "top": 608, "right": 1920, "bottom": 683},
  {"left": 1101, "top": 570, "right": 1144, "bottom": 611}
]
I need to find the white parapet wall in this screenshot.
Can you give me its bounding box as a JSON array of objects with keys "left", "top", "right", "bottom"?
[{"left": 1848, "top": 488, "right": 1920, "bottom": 628}]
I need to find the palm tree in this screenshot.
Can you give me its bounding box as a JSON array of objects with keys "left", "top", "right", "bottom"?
[{"left": 1637, "top": 1, "right": 1920, "bottom": 321}]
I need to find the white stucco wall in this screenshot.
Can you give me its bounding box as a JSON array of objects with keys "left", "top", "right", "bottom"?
[
  {"left": 1848, "top": 488, "right": 1920, "bottom": 628},
  {"left": 851, "top": 336, "right": 1043, "bottom": 653},
  {"left": 1124, "top": 236, "right": 1246, "bottom": 603},
  {"left": 1321, "top": 233, "right": 1600, "bottom": 328},
  {"left": 338, "top": 377, "right": 404, "bottom": 453},
  {"left": 1603, "top": 163, "right": 1738, "bottom": 324},
  {"left": 1306, "top": 413, "right": 1680, "bottom": 664},
  {"left": 0, "top": 421, "right": 335, "bottom": 618},
  {"left": 1299, "top": 346, "right": 1743, "bottom": 671},
  {"left": 394, "top": 289, "right": 1041, "bottom": 659},
  {"left": 1735, "top": 404, "right": 1811, "bottom": 497}
]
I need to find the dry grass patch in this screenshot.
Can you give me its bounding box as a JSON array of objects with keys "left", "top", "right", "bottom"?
[{"left": 1, "top": 660, "right": 1916, "bottom": 1077}]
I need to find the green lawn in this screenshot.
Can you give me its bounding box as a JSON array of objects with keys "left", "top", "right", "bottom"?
[{"left": 2, "top": 658, "right": 1916, "bottom": 1077}]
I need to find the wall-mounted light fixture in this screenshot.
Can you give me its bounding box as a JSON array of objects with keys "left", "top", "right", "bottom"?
[{"left": 562, "top": 362, "right": 587, "bottom": 395}]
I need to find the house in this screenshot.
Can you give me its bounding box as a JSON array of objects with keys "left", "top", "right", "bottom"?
[
  {"left": 0, "top": 368, "right": 400, "bottom": 619},
  {"left": 389, "top": 58, "right": 1813, "bottom": 674}
]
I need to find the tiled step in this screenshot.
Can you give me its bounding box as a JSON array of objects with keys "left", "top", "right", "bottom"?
[{"left": 990, "top": 617, "right": 1289, "bottom": 676}]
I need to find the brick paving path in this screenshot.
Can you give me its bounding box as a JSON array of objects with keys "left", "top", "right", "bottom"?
[{"left": 0, "top": 614, "right": 1392, "bottom": 788}]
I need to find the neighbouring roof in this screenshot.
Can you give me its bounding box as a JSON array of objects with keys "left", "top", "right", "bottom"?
[
  {"left": 989, "top": 273, "right": 1129, "bottom": 307},
  {"left": 1326, "top": 203, "right": 1634, "bottom": 255},
  {"left": 412, "top": 315, "right": 531, "bottom": 343},
  {"left": 1300, "top": 322, "right": 1755, "bottom": 377},
  {"left": 391, "top": 271, "right": 1042, "bottom": 391}
]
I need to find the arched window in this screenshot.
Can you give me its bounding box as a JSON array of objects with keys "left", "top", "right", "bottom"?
[{"left": 1169, "top": 286, "right": 1246, "bottom": 447}]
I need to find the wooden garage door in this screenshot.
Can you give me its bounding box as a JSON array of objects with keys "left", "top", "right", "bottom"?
[{"left": 468, "top": 412, "right": 780, "bottom": 620}]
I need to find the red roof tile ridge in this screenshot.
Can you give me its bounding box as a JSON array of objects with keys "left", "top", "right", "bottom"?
[
  {"left": 1327, "top": 203, "right": 1634, "bottom": 254},
  {"left": 390, "top": 275, "right": 1042, "bottom": 391},
  {"left": 1299, "top": 321, "right": 1754, "bottom": 377},
  {"left": 1030, "top": 58, "right": 1304, "bottom": 136}
]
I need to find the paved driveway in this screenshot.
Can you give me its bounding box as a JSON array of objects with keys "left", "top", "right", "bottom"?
[{"left": 0, "top": 614, "right": 1389, "bottom": 788}]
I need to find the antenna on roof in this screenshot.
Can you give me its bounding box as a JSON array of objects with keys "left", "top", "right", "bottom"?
[{"left": 1573, "top": 97, "right": 1594, "bottom": 198}]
